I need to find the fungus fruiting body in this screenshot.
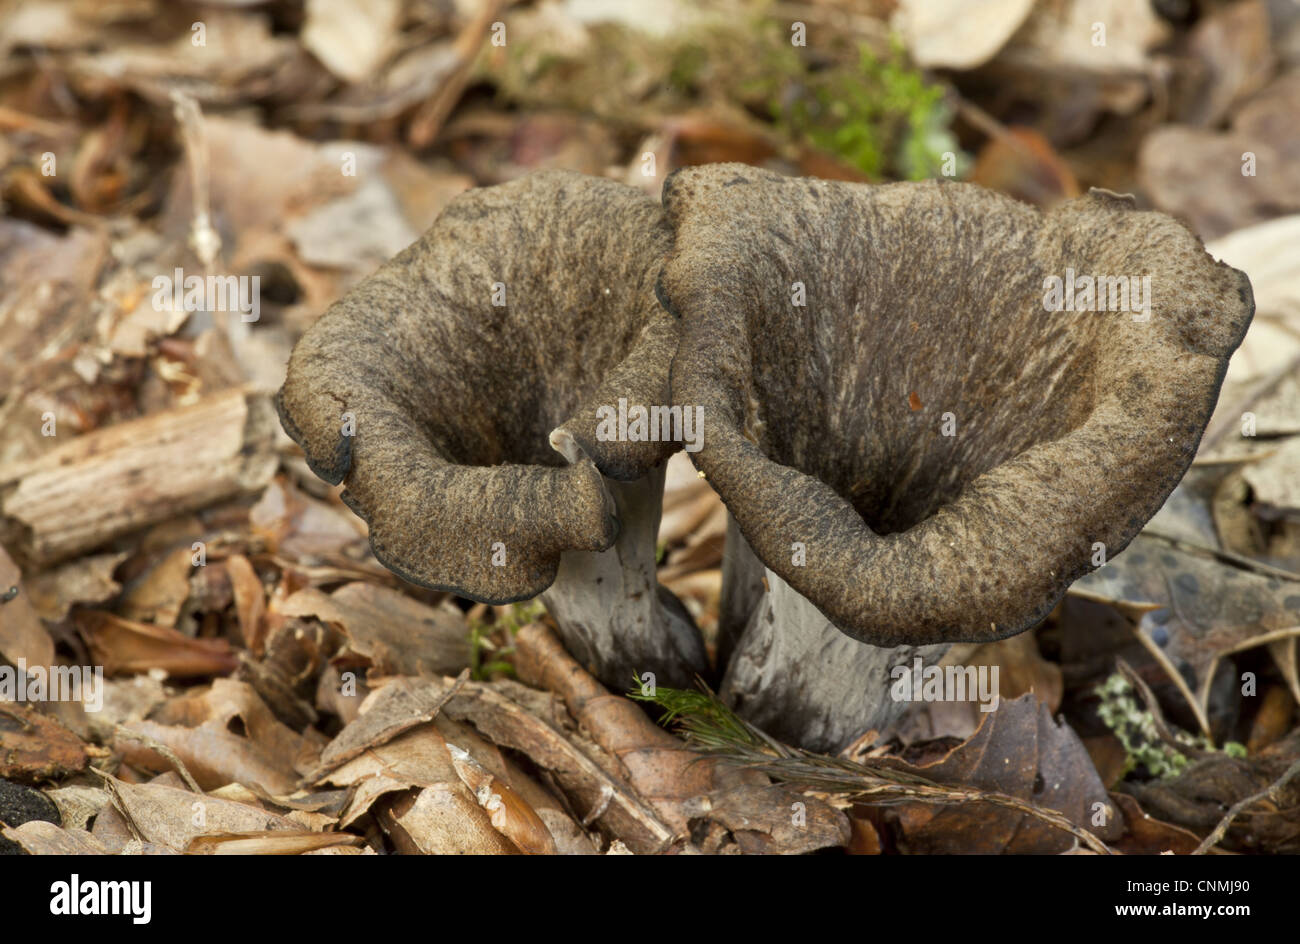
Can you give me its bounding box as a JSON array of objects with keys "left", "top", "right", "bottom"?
[
  {"left": 279, "top": 162, "right": 1254, "bottom": 753},
  {"left": 659, "top": 163, "right": 1255, "bottom": 750},
  {"left": 278, "top": 171, "right": 706, "bottom": 690}
]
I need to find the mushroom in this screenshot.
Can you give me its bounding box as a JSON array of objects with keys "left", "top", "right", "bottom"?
[
  {"left": 277, "top": 170, "right": 707, "bottom": 689},
  {"left": 658, "top": 163, "right": 1255, "bottom": 750}
]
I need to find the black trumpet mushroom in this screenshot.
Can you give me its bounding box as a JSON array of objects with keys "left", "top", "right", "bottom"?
[
  {"left": 277, "top": 171, "right": 707, "bottom": 691},
  {"left": 658, "top": 164, "right": 1255, "bottom": 751}
]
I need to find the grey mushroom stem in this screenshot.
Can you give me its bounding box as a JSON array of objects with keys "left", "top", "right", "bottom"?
[
  {"left": 542, "top": 432, "right": 708, "bottom": 691},
  {"left": 720, "top": 568, "right": 948, "bottom": 753},
  {"left": 716, "top": 512, "right": 766, "bottom": 674}
]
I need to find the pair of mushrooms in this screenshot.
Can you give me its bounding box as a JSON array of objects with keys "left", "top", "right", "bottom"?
[{"left": 279, "top": 164, "right": 1254, "bottom": 751}]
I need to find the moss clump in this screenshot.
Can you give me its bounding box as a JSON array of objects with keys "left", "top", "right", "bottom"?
[
  {"left": 484, "top": 12, "right": 964, "bottom": 183},
  {"left": 766, "top": 42, "right": 964, "bottom": 180},
  {"left": 467, "top": 599, "right": 545, "bottom": 680},
  {"left": 1094, "top": 672, "right": 1247, "bottom": 779}
]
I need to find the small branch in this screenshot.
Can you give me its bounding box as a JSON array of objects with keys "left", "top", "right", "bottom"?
[
  {"left": 169, "top": 90, "right": 222, "bottom": 269},
  {"left": 407, "top": 0, "right": 504, "bottom": 148},
  {"left": 1141, "top": 531, "right": 1300, "bottom": 584},
  {"left": 1115, "top": 657, "right": 1210, "bottom": 761},
  {"left": 1193, "top": 758, "right": 1300, "bottom": 855},
  {"left": 114, "top": 726, "right": 203, "bottom": 794}
]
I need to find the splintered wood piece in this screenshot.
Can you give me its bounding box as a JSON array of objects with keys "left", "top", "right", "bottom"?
[{"left": 0, "top": 388, "right": 277, "bottom": 565}]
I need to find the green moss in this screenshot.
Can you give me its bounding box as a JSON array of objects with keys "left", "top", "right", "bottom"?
[
  {"left": 482, "top": 13, "right": 964, "bottom": 183},
  {"left": 1094, "top": 672, "right": 1246, "bottom": 780},
  {"left": 629, "top": 678, "right": 763, "bottom": 749},
  {"left": 467, "top": 599, "right": 545, "bottom": 680},
  {"left": 768, "top": 41, "right": 963, "bottom": 180}
]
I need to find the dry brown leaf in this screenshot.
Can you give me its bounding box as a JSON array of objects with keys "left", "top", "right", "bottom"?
[
  {"left": 971, "top": 126, "right": 1080, "bottom": 209},
  {"left": 0, "top": 543, "right": 54, "bottom": 669},
  {"left": 2, "top": 820, "right": 109, "bottom": 855},
  {"left": 325, "top": 725, "right": 459, "bottom": 827},
  {"left": 118, "top": 546, "right": 194, "bottom": 628},
  {"left": 24, "top": 551, "right": 127, "bottom": 623},
  {"left": 873, "top": 694, "right": 1122, "bottom": 854},
  {"left": 1108, "top": 792, "right": 1204, "bottom": 856},
  {"left": 102, "top": 775, "right": 301, "bottom": 853},
  {"left": 310, "top": 674, "right": 462, "bottom": 779},
  {"left": 77, "top": 610, "right": 238, "bottom": 678},
  {"left": 445, "top": 740, "right": 556, "bottom": 854},
  {"left": 224, "top": 553, "right": 266, "bottom": 653},
  {"left": 376, "top": 782, "right": 519, "bottom": 855},
  {"left": 120, "top": 678, "right": 317, "bottom": 793},
  {"left": 277, "top": 582, "right": 469, "bottom": 678}
]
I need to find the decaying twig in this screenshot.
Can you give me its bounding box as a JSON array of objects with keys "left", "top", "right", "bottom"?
[{"left": 1194, "top": 758, "right": 1300, "bottom": 855}]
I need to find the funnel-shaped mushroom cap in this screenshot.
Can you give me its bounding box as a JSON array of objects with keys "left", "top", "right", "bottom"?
[
  {"left": 278, "top": 171, "right": 679, "bottom": 603},
  {"left": 660, "top": 164, "right": 1254, "bottom": 646}
]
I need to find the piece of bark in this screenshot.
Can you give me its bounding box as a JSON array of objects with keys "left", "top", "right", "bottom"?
[
  {"left": 0, "top": 388, "right": 277, "bottom": 566},
  {"left": 0, "top": 704, "right": 87, "bottom": 782}
]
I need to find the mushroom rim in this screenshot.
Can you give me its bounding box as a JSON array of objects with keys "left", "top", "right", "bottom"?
[{"left": 682, "top": 325, "right": 1249, "bottom": 649}]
